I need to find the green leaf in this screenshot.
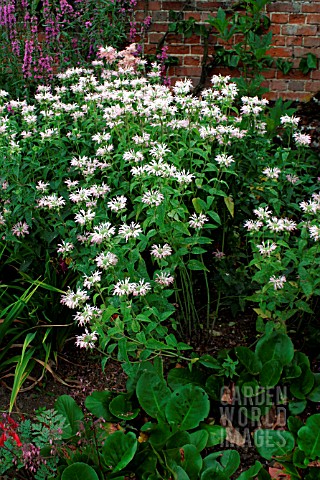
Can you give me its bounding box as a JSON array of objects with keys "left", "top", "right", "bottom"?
[
  {"left": 259, "top": 359, "right": 282, "bottom": 387},
  {"left": 61, "top": 463, "right": 99, "bottom": 480},
  {"left": 180, "top": 444, "right": 203, "bottom": 480},
  {"left": 254, "top": 430, "right": 295, "bottom": 459},
  {"left": 102, "top": 431, "right": 137, "bottom": 473},
  {"left": 200, "top": 424, "right": 227, "bottom": 447},
  {"left": 236, "top": 461, "right": 263, "bottom": 479},
  {"left": 166, "top": 385, "right": 210, "bottom": 431},
  {"left": 235, "top": 347, "right": 262, "bottom": 375},
  {"left": 189, "top": 430, "right": 209, "bottom": 452},
  {"left": 288, "top": 400, "right": 307, "bottom": 415},
  {"left": 136, "top": 371, "right": 171, "bottom": 420},
  {"left": 203, "top": 450, "right": 240, "bottom": 476},
  {"left": 109, "top": 394, "right": 140, "bottom": 420},
  {"left": 308, "top": 385, "right": 320, "bottom": 402},
  {"left": 255, "top": 332, "right": 294, "bottom": 366},
  {"left": 55, "top": 395, "right": 84, "bottom": 439},
  {"left": 167, "top": 367, "right": 205, "bottom": 390},
  {"left": 187, "top": 260, "right": 209, "bottom": 272},
  {"left": 85, "top": 391, "right": 114, "bottom": 420},
  {"left": 224, "top": 196, "right": 234, "bottom": 218},
  {"left": 290, "top": 363, "right": 314, "bottom": 399},
  {"left": 297, "top": 414, "right": 320, "bottom": 460}
]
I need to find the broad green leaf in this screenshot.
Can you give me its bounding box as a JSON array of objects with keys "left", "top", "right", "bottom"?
[
  {"left": 189, "top": 430, "right": 209, "bottom": 452},
  {"left": 166, "top": 385, "right": 210, "bottom": 431},
  {"left": 102, "top": 430, "right": 137, "bottom": 473},
  {"left": 61, "top": 463, "right": 99, "bottom": 480},
  {"left": 255, "top": 332, "right": 294, "bottom": 366},
  {"left": 109, "top": 394, "right": 140, "bottom": 420},
  {"left": 259, "top": 359, "right": 282, "bottom": 387},
  {"left": 180, "top": 444, "right": 203, "bottom": 480},
  {"left": 136, "top": 371, "right": 171, "bottom": 420},
  {"left": 254, "top": 430, "right": 295, "bottom": 459},
  {"left": 224, "top": 196, "right": 234, "bottom": 218},
  {"left": 290, "top": 363, "right": 314, "bottom": 399},
  {"left": 167, "top": 367, "right": 205, "bottom": 390},
  {"left": 55, "top": 395, "right": 84, "bottom": 439},
  {"left": 200, "top": 424, "right": 227, "bottom": 447},
  {"left": 236, "top": 461, "right": 263, "bottom": 479},
  {"left": 187, "top": 259, "right": 209, "bottom": 272},
  {"left": 297, "top": 414, "right": 320, "bottom": 460},
  {"left": 85, "top": 391, "right": 114, "bottom": 420},
  {"left": 235, "top": 347, "right": 262, "bottom": 375}
]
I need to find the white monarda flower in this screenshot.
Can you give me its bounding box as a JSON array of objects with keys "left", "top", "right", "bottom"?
[
  {"left": 132, "top": 279, "right": 151, "bottom": 296},
  {"left": 189, "top": 213, "right": 208, "bottom": 229},
  {"left": 95, "top": 251, "right": 118, "bottom": 269},
  {"left": 309, "top": 225, "right": 320, "bottom": 241},
  {"left": 61, "top": 288, "right": 90, "bottom": 309},
  {"left": 215, "top": 154, "right": 235, "bottom": 167},
  {"left": 155, "top": 271, "right": 175, "bottom": 286},
  {"left": 74, "top": 208, "right": 95, "bottom": 225},
  {"left": 75, "top": 329, "right": 98, "bottom": 349},
  {"left": 83, "top": 270, "right": 102, "bottom": 289},
  {"left": 57, "top": 241, "right": 74, "bottom": 255},
  {"left": 280, "top": 115, "right": 300, "bottom": 127},
  {"left": 256, "top": 241, "right": 277, "bottom": 257},
  {"left": 118, "top": 222, "right": 142, "bottom": 242},
  {"left": 141, "top": 190, "right": 164, "bottom": 206},
  {"left": 151, "top": 244, "right": 172, "bottom": 259},
  {"left": 113, "top": 278, "right": 136, "bottom": 296},
  {"left": 107, "top": 195, "right": 127, "bottom": 212},
  {"left": 74, "top": 305, "right": 102, "bottom": 326},
  {"left": 90, "top": 222, "right": 116, "bottom": 244},
  {"left": 243, "top": 220, "right": 263, "bottom": 231},
  {"left": 262, "top": 167, "right": 281, "bottom": 179},
  {"left": 37, "top": 194, "right": 66, "bottom": 209},
  {"left": 293, "top": 132, "right": 311, "bottom": 146},
  {"left": 269, "top": 275, "right": 286, "bottom": 290},
  {"left": 36, "top": 181, "right": 50, "bottom": 192}
]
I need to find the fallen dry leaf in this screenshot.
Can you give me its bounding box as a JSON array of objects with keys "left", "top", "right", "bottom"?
[
  {"left": 220, "top": 415, "right": 246, "bottom": 446},
  {"left": 268, "top": 466, "right": 291, "bottom": 479}
]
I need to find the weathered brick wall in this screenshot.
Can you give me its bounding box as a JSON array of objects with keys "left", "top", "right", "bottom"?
[{"left": 135, "top": 0, "right": 320, "bottom": 100}]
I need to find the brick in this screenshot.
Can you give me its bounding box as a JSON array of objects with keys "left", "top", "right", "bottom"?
[
  {"left": 282, "top": 25, "right": 317, "bottom": 36},
  {"left": 286, "top": 36, "right": 303, "bottom": 46},
  {"left": 162, "top": 2, "right": 186, "bottom": 10},
  {"left": 302, "top": 4, "right": 320, "bottom": 13},
  {"left": 270, "top": 13, "right": 289, "bottom": 23},
  {"left": 311, "top": 70, "right": 320, "bottom": 80},
  {"left": 183, "top": 55, "right": 201, "bottom": 66},
  {"left": 288, "top": 80, "right": 306, "bottom": 91},
  {"left": 148, "top": 32, "right": 165, "bottom": 43},
  {"left": 184, "top": 12, "right": 201, "bottom": 21},
  {"left": 167, "top": 45, "right": 190, "bottom": 54},
  {"left": 305, "top": 80, "right": 320, "bottom": 92},
  {"left": 152, "top": 11, "right": 168, "bottom": 21},
  {"left": 294, "top": 46, "right": 318, "bottom": 58},
  {"left": 303, "top": 36, "right": 320, "bottom": 47},
  {"left": 269, "top": 25, "right": 281, "bottom": 35},
  {"left": 264, "top": 91, "right": 280, "bottom": 101},
  {"left": 148, "top": 1, "right": 162, "bottom": 11},
  {"left": 151, "top": 22, "right": 168, "bottom": 32},
  {"left": 277, "top": 70, "right": 308, "bottom": 80},
  {"left": 174, "top": 66, "right": 203, "bottom": 77},
  {"left": 271, "top": 79, "right": 289, "bottom": 90},
  {"left": 267, "top": 46, "right": 292, "bottom": 58},
  {"left": 282, "top": 92, "right": 310, "bottom": 101},
  {"left": 272, "top": 35, "right": 286, "bottom": 46},
  {"left": 183, "top": 34, "right": 201, "bottom": 44},
  {"left": 267, "top": 2, "right": 295, "bottom": 13},
  {"left": 191, "top": 45, "right": 215, "bottom": 55},
  {"left": 307, "top": 14, "right": 320, "bottom": 24},
  {"left": 288, "top": 14, "right": 306, "bottom": 24}
]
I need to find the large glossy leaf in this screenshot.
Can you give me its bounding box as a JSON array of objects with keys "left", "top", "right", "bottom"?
[
  {"left": 102, "top": 430, "right": 137, "bottom": 473},
  {"left": 55, "top": 395, "right": 84, "bottom": 439},
  {"left": 136, "top": 371, "right": 171, "bottom": 420},
  {"left": 165, "top": 385, "right": 210, "bottom": 431},
  {"left": 256, "top": 332, "right": 294, "bottom": 366},
  {"left": 180, "top": 444, "right": 203, "bottom": 480},
  {"left": 236, "top": 461, "right": 263, "bottom": 479},
  {"left": 254, "top": 429, "right": 295, "bottom": 460},
  {"left": 61, "top": 463, "right": 99, "bottom": 480},
  {"left": 85, "top": 391, "right": 114, "bottom": 420},
  {"left": 236, "top": 347, "right": 262, "bottom": 375},
  {"left": 297, "top": 414, "right": 320, "bottom": 460},
  {"left": 109, "top": 394, "right": 140, "bottom": 420},
  {"left": 259, "top": 359, "right": 282, "bottom": 387}
]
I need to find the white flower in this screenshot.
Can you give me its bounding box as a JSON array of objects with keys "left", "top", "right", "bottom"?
[
  {"left": 113, "top": 278, "right": 136, "bottom": 296},
  {"left": 215, "top": 153, "right": 235, "bottom": 167},
  {"left": 257, "top": 241, "right": 277, "bottom": 257},
  {"left": 95, "top": 251, "right": 118, "bottom": 269},
  {"left": 118, "top": 222, "right": 142, "bottom": 242},
  {"left": 75, "top": 329, "right": 98, "bottom": 349},
  {"left": 154, "top": 271, "right": 175, "bottom": 286},
  {"left": 74, "top": 305, "right": 102, "bottom": 326},
  {"left": 141, "top": 190, "right": 164, "bottom": 206},
  {"left": 243, "top": 220, "right": 263, "bottom": 231},
  {"left": 61, "top": 288, "right": 90, "bottom": 309},
  {"left": 36, "top": 181, "right": 50, "bottom": 192},
  {"left": 151, "top": 244, "right": 172, "bottom": 259},
  {"left": 132, "top": 279, "right": 151, "bottom": 296},
  {"left": 189, "top": 213, "right": 208, "bottom": 229},
  {"left": 309, "top": 225, "right": 320, "bottom": 241},
  {"left": 107, "top": 195, "right": 127, "bottom": 212},
  {"left": 83, "top": 270, "right": 102, "bottom": 289},
  {"left": 262, "top": 167, "right": 281, "bottom": 179},
  {"left": 280, "top": 115, "right": 300, "bottom": 127},
  {"left": 90, "top": 222, "right": 116, "bottom": 244},
  {"left": 74, "top": 208, "right": 96, "bottom": 225},
  {"left": 253, "top": 206, "right": 272, "bottom": 219},
  {"left": 37, "top": 194, "right": 66, "bottom": 209},
  {"left": 286, "top": 174, "right": 299, "bottom": 184},
  {"left": 57, "top": 241, "right": 74, "bottom": 255},
  {"left": 293, "top": 132, "right": 311, "bottom": 146},
  {"left": 269, "top": 275, "right": 286, "bottom": 290}
]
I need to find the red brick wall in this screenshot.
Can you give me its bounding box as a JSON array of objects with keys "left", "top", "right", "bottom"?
[{"left": 135, "top": 0, "right": 320, "bottom": 100}]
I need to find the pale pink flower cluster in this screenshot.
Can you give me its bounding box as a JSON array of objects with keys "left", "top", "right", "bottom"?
[
  {"left": 75, "top": 329, "right": 98, "bottom": 349},
  {"left": 107, "top": 195, "right": 127, "bottom": 212},
  {"left": 74, "top": 305, "right": 102, "bottom": 326},
  {"left": 155, "top": 271, "right": 175, "bottom": 286},
  {"left": 256, "top": 241, "right": 277, "bottom": 257},
  {"left": 113, "top": 278, "right": 151, "bottom": 296},
  {"left": 280, "top": 115, "right": 300, "bottom": 127},
  {"left": 90, "top": 222, "right": 116, "bottom": 244},
  {"left": 262, "top": 167, "right": 281, "bottom": 179},
  {"left": 83, "top": 270, "right": 102, "bottom": 289},
  {"left": 141, "top": 190, "right": 164, "bottom": 206},
  {"left": 118, "top": 222, "right": 142, "bottom": 242},
  {"left": 269, "top": 275, "right": 286, "bottom": 290},
  {"left": 309, "top": 225, "right": 320, "bottom": 241},
  {"left": 151, "top": 244, "right": 172, "bottom": 259},
  {"left": 95, "top": 251, "right": 118, "bottom": 269},
  {"left": 215, "top": 153, "right": 235, "bottom": 167},
  {"left": 61, "top": 288, "right": 89, "bottom": 309},
  {"left": 57, "top": 241, "right": 74, "bottom": 256},
  {"left": 300, "top": 193, "right": 320, "bottom": 214},
  {"left": 37, "top": 194, "right": 66, "bottom": 210},
  {"left": 241, "top": 96, "right": 268, "bottom": 115},
  {"left": 12, "top": 221, "right": 29, "bottom": 237},
  {"left": 293, "top": 132, "right": 311, "bottom": 146},
  {"left": 189, "top": 213, "right": 208, "bottom": 229}
]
